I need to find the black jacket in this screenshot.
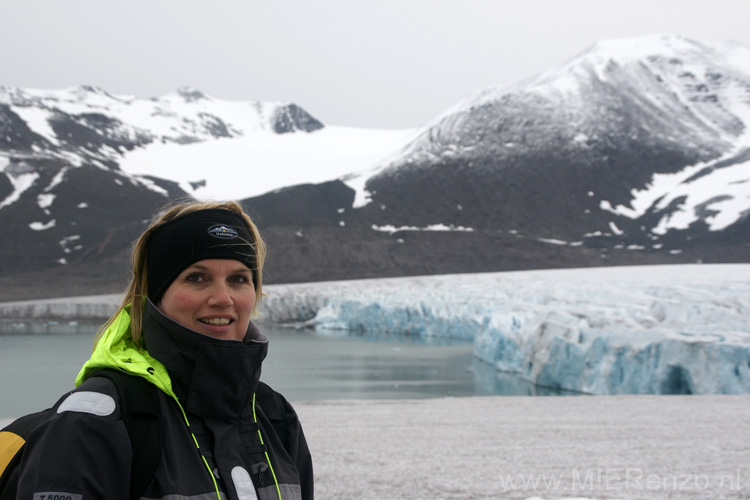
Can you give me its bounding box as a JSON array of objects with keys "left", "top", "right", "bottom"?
[{"left": 17, "top": 301, "right": 313, "bottom": 500}]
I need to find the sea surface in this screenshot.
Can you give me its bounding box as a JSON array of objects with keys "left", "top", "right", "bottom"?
[{"left": 0, "top": 320, "right": 566, "bottom": 418}]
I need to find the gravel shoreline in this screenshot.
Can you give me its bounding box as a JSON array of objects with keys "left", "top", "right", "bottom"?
[
  {"left": 296, "top": 394, "right": 749, "bottom": 500},
  {"left": 6, "top": 394, "right": 746, "bottom": 499}
]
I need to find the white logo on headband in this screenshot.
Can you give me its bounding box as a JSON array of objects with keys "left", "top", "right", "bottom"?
[{"left": 208, "top": 224, "right": 239, "bottom": 239}]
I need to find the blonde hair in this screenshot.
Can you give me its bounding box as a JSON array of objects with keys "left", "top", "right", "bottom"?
[{"left": 95, "top": 200, "right": 266, "bottom": 348}]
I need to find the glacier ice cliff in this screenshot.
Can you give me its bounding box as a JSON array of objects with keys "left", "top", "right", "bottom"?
[
  {"left": 260, "top": 264, "right": 750, "bottom": 395},
  {"left": 1, "top": 264, "right": 748, "bottom": 395}
]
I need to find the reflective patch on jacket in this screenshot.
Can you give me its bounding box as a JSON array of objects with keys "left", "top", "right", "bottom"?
[
  {"left": 278, "top": 483, "right": 302, "bottom": 500},
  {"left": 33, "top": 492, "right": 83, "bottom": 500},
  {"left": 231, "top": 466, "right": 259, "bottom": 500},
  {"left": 56, "top": 391, "right": 116, "bottom": 416}
]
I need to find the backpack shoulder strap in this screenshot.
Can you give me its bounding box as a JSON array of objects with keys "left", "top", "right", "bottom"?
[
  {"left": 0, "top": 410, "right": 50, "bottom": 500},
  {"left": 1, "top": 371, "right": 162, "bottom": 500},
  {"left": 92, "top": 369, "right": 162, "bottom": 500}
]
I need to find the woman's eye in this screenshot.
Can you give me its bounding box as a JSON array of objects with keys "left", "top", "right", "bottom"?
[
  {"left": 186, "top": 273, "right": 204, "bottom": 283},
  {"left": 230, "top": 274, "right": 249, "bottom": 284}
]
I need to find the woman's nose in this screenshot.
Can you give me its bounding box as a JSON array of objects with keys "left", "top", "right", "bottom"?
[{"left": 208, "top": 282, "right": 233, "bottom": 306}]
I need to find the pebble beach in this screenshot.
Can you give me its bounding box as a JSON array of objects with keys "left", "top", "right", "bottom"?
[
  {"left": 295, "top": 394, "right": 749, "bottom": 500},
  {"left": 7, "top": 394, "right": 746, "bottom": 500}
]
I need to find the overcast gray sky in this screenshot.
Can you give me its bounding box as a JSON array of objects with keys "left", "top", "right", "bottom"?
[{"left": 2, "top": 0, "right": 750, "bottom": 129}]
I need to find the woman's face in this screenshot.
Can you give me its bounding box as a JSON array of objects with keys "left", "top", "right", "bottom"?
[{"left": 158, "top": 259, "right": 256, "bottom": 341}]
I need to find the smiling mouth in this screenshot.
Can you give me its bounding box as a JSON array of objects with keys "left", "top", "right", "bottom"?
[{"left": 200, "top": 318, "right": 232, "bottom": 326}]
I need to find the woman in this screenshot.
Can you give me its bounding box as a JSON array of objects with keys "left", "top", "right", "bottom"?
[{"left": 16, "top": 200, "right": 313, "bottom": 500}]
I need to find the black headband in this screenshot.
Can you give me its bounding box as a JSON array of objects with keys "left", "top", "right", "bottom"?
[{"left": 146, "top": 209, "right": 258, "bottom": 303}]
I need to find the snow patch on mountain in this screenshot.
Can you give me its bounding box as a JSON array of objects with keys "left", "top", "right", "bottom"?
[
  {"left": 9, "top": 106, "right": 60, "bottom": 146},
  {"left": 37, "top": 193, "right": 55, "bottom": 209},
  {"left": 342, "top": 172, "right": 373, "bottom": 208},
  {"left": 371, "top": 224, "right": 474, "bottom": 234},
  {"left": 0, "top": 171, "right": 38, "bottom": 209},
  {"left": 537, "top": 238, "right": 571, "bottom": 245},
  {"left": 601, "top": 149, "right": 750, "bottom": 232},
  {"left": 133, "top": 176, "right": 170, "bottom": 197},
  {"left": 29, "top": 219, "right": 56, "bottom": 231},
  {"left": 43, "top": 167, "right": 68, "bottom": 192},
  {"left": 59, "top": 235, "right": 81, "bottom": 254}
]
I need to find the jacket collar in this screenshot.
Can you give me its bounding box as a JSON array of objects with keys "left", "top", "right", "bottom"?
[
  {"left": 141, "top": 300, "right": 268, "bottom": 418},
  {"left": 76, "top": 301, "right": 173, "bottom": 395},
  {"left": 76, "top": 300, "right": 269, "bottom": 419}
]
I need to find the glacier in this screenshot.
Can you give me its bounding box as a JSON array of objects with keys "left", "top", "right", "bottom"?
[
  {"left": 259, "top": 264, "right": 750, "bottom": 395},
  {"left": 1, "top": 264, "right": 748, "bottom": 395}
]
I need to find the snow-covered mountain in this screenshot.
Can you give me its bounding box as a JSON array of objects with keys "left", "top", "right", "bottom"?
[
  {"left": 348, "top": 34, "right": 750, "bottom": 246},
  {"left": 0, "top": 34, "right": 748, "bottom": 300},
  {"left": 0, "top": 84, "right": 414, "bottom": 200},
  {"left": 1, "top": 84, "right": 323, "bottom": 146},
  {"left": 0, "top": 86, "right": 332, "bottom": 296}
]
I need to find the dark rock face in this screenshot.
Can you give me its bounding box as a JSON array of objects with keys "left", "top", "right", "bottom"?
[
  {"left": 196, "top": 113, "right": 234, "bottom": 138},
  {"left": 243, "top": 187, "right": 747, "bottom": 293},
  {"left": 243, "top": 181, "right": 354, "bottom": 227},
  {"left": 270, "top": 104, "right": 325, "bottom": 134},
  {"left": 0, "top": 172, "right": 11, "bottom": 200},
  {"left": 0, "top": 158, "right": 179, "bottom": 276},
  {"left": 47, "top": 111, "right": 153, "bottom": 168}
]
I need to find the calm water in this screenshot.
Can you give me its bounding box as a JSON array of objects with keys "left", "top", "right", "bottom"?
[{"left": 0, "top": 320, "right": 562, "bottom": 418}]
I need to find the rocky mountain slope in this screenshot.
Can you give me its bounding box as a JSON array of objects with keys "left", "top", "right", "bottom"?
[{"left": 0, "top": 35, "right": 748, "bottom": 300}]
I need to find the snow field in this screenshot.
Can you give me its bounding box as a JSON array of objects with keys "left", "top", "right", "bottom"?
[{"left": 118, "top": 125, "right": 416, "bottom": 201}]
